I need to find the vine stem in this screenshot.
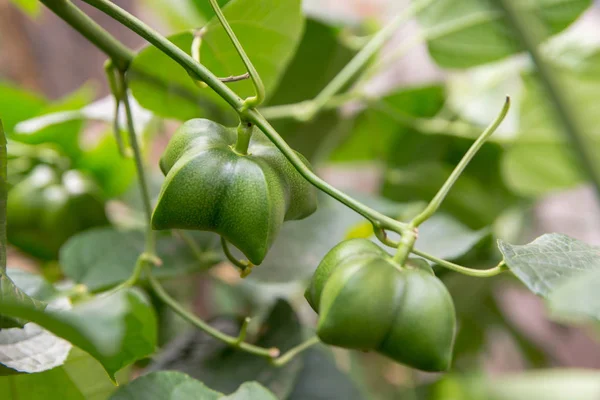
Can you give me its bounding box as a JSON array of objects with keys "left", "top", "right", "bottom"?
[
  {"left": 39, "top": 0, "right": 133, "bottom": 71},
  {"left": 495, "top": 0, "right": 600, "bottom": 200},
  {"left": 0, "top": 121, "right": 6, "bottom": 273},
  {"left": 146, "top": 270, "right": 279, "bottom": 359},
  {"left": 104, "top": 60, "right": 130, "bottom": 157},
  {"left": 208, "top": 0, "right": 265, "bottom": 108},
  {"left": 412, "top": 249, "right": 508, "bottom": 278},
  {"left": 75, "top": 0, "right": 409, "bottom": 235},
  {"left": 410, "top": 96, "right": 511, "bottom": 227}
]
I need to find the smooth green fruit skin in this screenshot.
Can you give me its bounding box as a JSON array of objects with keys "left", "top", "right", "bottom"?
[
  {"left": 306, "top": 238, "right": 456, "bottom": 372},
  {"left": 152, "top": 119, "right": 317, "bottom": 265},
  {"left": 7, "top": 165, "right": 108, "bottom": 260}
]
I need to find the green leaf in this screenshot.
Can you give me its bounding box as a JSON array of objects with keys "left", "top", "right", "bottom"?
[
  {"left": 221, "top": 382, "right": 277, "bottom": 400},
  {"left": 288, "top": 347, "right": 364, "bottom": 400},
  {"left": 418, "top": 0, "right": 591, "bottom": 68},
  {"left": 264, "top": 18, "right": 357, "bottom": 160},
  {"left": 332, "top": 85, "right": 446, "bottom": 162},
  {"left": 0, "top": 272, "right": 46, "bottom": 329},
  {"left": 60, "top": 228, "right": 219, "bottom": 292},
  {"left": 416, "top": 214, "right": 488, "bottom": 261},
  {"left": 110, "top": 371, "right": 223, "bottom": 400},
  {"left": 499, "top": 234, "right": 600, "bottom": 322},
  {"left": 498, "top": 233, "right": 600, "bottom": 297},
  {"left": 0, "top": 288, "right": 157, "bottom": 380},
  {"left": 129, "top": 0, "right": 304, "bottom": 120},
  {"left": 0, "top": 83, "right": 46, "bottom": 133},
  {"left": 11, "top": 85, "right": 95, "bottom": 160},
  {"left": 150, "top": 300, "right": 303, "bottom": 399},
  {"left": 1, "top": 269, "right": 68, "bottom": 374},
  {"left": 0, "top": 348, "right": 129, "bottom": 400}
]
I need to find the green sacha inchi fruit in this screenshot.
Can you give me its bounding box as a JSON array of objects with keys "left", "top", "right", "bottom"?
[
  {"left": 7, "top": 164, "right": 108, "bottom": 260},
  {"left": 152, "top": 119, "right": 318, "bottom": 265},
  {"left": 305, "top": 238, "right": 456, "bottom": 372}
]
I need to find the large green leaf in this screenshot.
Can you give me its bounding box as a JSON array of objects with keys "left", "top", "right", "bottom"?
[
  {"left": 0, "top": 348, "right": 129, "bottom": 400},
  {"left": 150, "top": 300, "right": 303, "bottom": 399},
  {"left": 110, "top": 371, "right": 222, "bottom": 400},
  {"left": 60, "top": 228, "right": 219, "bottom": 292},
  {"left": 0, "top": 288, "right": 157, "bottom": 380},
  {"left": 129, "top": 0, "right": 304, "bottom": 120},
  {"left": 498, "top": 233, "right": 600, "bottom": 322},
  {"left": 417, "top": 0, "right": 592, "bottom": 68}
]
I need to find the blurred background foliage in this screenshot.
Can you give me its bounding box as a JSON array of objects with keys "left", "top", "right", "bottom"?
[{"left": 1, "top": 0, "right": 600, "bottom": 398}]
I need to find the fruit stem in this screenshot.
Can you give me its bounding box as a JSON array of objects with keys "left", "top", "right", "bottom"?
[
  {"left": 411, "top": 249, "right": 508, "bottom": 278},
  {"left": 270, "top": 336, "right": 320, "bottom": 367},
  {"left": 392, "top": 226, "right": 417, "bottom": 266},
  {"left": 234, "top": 121, "right": 253, "bottom": 155}
]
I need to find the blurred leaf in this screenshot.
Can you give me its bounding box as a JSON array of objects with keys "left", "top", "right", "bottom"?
[
  {"left": 502, "top": 71, "right": 600, "bottom": 196},
  {"left": 417, "top": 0, "right": 591, "bottom": 68},
  {"left": 75, "top": 131, "right": 137, "bottom": 198},
  {"left": 11, "top": 85, "right": 95, "bottom": 160},
  {"left": 383, "top": 161, "right": 505, "bottom": 229},
  {"left": 0, "top": 348, "right": 128, "bottom": 400},
  {"left": 499, "top": 233, "right": 600, "bottom": 322},
  {"left": 149, "top": 300, "right": 303, "bottom": 399},
  {"left": 265, "top": 18, "right": 357, "bottom": 160},
  {"left": 0, "top": 272, "right": 46, "bottom": 329},
  {"left": 248, "top": 194, "right": 402, "bottom": 283},
  {"left": 487, "top": 370, "right": 600, "bottom": 400},
  {"left": 0, "top": 288, "right": 157, "bottom": 380},
  {"left": 1, "top": 270, "right": 69, "bottom": 374},
  {"left": 332, "top": 85, "right": 446, "bottom": 162},
  {"left": 9, "top": 0, "right": 41, "bottom": 16},
  {"left": 129, "top": 0, "right": 304, "bottom": 120},
  {"left": 221, "top": 382, "right": 277, "bottom": 400},
  {"left": 60, "top": 228, "right": 219, "bottom": 292},
  {"left": 110, "top": 371, "right": 223, "bottom": 400},
  {"left": 288, "top": 346, "right": 364, "bottom": 400},
  {"left": 416, "top": 214, "right": 488, "bottom": 260},
  {"left": 191, "top": 0, "right": 231, "bottom": 23},
  {"left": 0, "top": 83, "right": 46, "bottom": 132}
]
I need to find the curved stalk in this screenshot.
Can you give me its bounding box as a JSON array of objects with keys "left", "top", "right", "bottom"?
[
  {"left": 208, "top": 0, "right": 265, "bottom": 108},
  {"left": 411, "top": 97, "right": 510, "bottom": 227},
  {"left": 411, "top": 249, "right": 508, "bottom": 278}
]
